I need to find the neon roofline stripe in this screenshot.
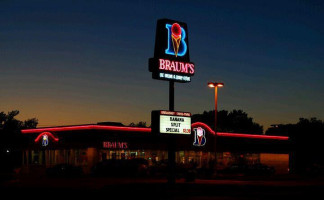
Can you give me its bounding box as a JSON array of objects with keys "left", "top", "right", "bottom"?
[
  {"left": 191, "top": 122, "right": 289, "bottom": 141},
  {"left": 22, "top": 123, "right": 289, "bottom": 141},
  {"left": 21, "top": 125, "right": 152, "bottom": 134},
  {"left": 217, "top": 132, "right": 289, "bottom": 140}
]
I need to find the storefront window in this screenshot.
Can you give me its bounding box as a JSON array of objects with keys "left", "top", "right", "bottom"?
[
  {"left": 111, "top": 152, "right": 117, "bottom": 159},
  {"left": 101, "top": 153, "right": 107, "bottom": 161},
  {"left": 32, "top": 150, "right": 39, "bottom": 164},
  {"left": 130, "top": 152, "right": 136, "bottom": 159}
]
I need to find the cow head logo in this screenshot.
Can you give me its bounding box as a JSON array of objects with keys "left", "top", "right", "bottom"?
[
  {"left": 42, "top": 134, "right": 49, "bottom": 147},
  {"left": 193, "top": 127, "right": 206, "bottom": 146}
]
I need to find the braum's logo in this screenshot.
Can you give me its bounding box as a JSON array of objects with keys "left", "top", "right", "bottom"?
[
  {"left": 165, "top": 23, "right": 187, "bottom": 57},
  {"left": 193, "top": 127, "right": 206, "bottom": 146},
  {"left": 42, "top": 134, "right": 49, "bottom": 147}
]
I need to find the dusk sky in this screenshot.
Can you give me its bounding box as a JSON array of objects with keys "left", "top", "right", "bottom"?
[{"left": 1, "top": 0, "right": 323, "bottom": 131}]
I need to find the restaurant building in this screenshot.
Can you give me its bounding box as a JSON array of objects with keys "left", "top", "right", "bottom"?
[
  {"left": 20, "top": 121, "right": 290, "bottom": 175},
  {"left": 17, "top": 19, "right": 292, "bottom": 177}
]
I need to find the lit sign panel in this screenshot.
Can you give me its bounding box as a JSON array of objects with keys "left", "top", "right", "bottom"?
[
  {"left": 193, "top": 127, "right": 206, "bottom": 146},
  {"left": 103, "top": 141, "right": 128, "bottom": 149},
  {"left": 149, "top": 19, "right": 195, "bottom": 83},
  {"left": 151, "top": 110, "right": 191, "bottom": 135},
  {"left": 159, "top": 72, "right": 191, "bottom": 82}
]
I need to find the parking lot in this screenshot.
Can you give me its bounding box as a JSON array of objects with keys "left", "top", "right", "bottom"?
[{"left": 2, "top": 175, "right": 324, "bottom": 199}]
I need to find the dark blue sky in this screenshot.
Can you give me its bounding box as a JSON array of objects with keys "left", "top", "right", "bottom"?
[{"left": 1, "top": 0, "right": 323, "bottom": 130}]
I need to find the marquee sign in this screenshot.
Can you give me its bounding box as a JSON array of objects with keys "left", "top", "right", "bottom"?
[
  {"left": 151, "top": 110, "right": 191, "bottom": 135},
  {"left": 149, "top": 19, "right": 195, "bottom": 83}
]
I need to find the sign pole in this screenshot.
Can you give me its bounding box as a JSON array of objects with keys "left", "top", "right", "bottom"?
[
  {"left": 169, "top": 81, "right": 174, "bottom": 111},
  {"left": 168, "top": 80, "right": 176, "bottom": 184}
]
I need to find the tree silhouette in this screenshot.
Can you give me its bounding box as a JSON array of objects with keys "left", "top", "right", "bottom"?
[
  {"left": 128, "top": 121, "right": 147, "bottom": 127},
  {"left": 192, "top": 109, "right": 263, "bottom": 134},
  {"left": 266, "top": 117, "right": 324, "bottom": 174},
  {"left": 0, "top": 110, "right": 38, "bottom": 149},
  {"left": 0, "top": 110, "right": 38, "bottom": 173},
  {"left": 0, "top": 110, "right": 38, "bottom": 133}
]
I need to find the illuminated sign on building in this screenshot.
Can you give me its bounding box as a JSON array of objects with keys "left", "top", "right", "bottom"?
[
  {"left": 151, "top": 110, "right": 191, "bottom": 134},
  {"left": 34, "top": 132, "right": 59, "bottom": 146},
  {"left": 103, "top": 141, "right": 128, "bottom": 149},
  {"left": 42, "top": 134, "right": 49, "bottom": 147},
  {"left": 149, "top": 19, "right": 195, "bottom": 83},
  {"left": 193, "top": 127, "right": 206, "bottom": 146}
]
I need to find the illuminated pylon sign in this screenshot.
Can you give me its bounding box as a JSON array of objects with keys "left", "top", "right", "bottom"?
[
  {"left": 165, "top": 23, "right": 187, "bottom": 57},
  {"left": 149, "top": 19, "right": 194, "bottom": 83},
  {"left": 193, "top": 127, "right": 206, "bottom": 146},
  {"left": 42, "top": 134, "right": 49, "bottom": 147}
]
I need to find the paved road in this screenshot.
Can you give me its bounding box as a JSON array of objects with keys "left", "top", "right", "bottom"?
[{"left": 1, "top": 177, "right": 324, "bottom": 199}]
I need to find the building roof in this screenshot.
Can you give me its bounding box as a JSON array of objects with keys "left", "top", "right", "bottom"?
[{"left": 21, "top": 122, "right": 289, "bottom": 141}]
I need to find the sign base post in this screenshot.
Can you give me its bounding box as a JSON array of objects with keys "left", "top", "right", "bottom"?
[{"left": 168, "top": 81, "right": 176, "bottom": 185}]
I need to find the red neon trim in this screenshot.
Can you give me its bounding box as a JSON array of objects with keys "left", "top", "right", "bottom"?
[
  {"left": 191, "top": 122, "right": 216, "bottom": 135},
  {"left": 34, "top": 132, "right": 59, "bottom": 143},
  {"left": 192, "top": 122, "right": 288, "bottom": 141},
  {"left": 217, "top": 132, "right": 289, "bottom": 141},
  {"left": 22, "top": 125, "right": 152, "bottom": 134},
  {"left": 23, "top": 123, "right": 289, "bottom": 141}
]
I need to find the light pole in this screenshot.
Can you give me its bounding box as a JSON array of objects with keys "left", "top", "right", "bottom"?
[{"left": 208, "top": 82, "right": 224, "bottom": 172}]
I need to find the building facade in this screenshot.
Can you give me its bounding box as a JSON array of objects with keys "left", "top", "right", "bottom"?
[{"left": 21, "top": 122, "right": 290, "bottom": 175}]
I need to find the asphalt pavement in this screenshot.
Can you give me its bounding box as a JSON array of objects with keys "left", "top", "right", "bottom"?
[{"left": 1, "top": 176, "right": 324, "bottom": 199}]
